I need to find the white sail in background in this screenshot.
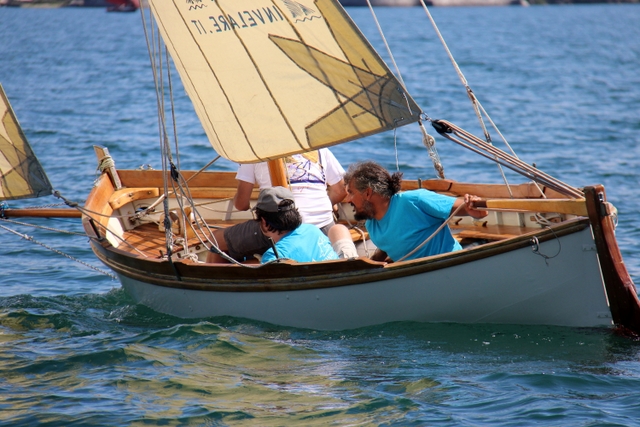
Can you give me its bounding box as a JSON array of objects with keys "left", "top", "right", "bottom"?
[
  {"left": 0, "top": 84, "right": 52, "bottom": 201},
  {"left": 148, "top": 0, "right": 422, "bottom": 163}
]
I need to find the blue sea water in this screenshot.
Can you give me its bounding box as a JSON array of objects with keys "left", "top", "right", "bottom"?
[{"left": 1, "top": 3, "right": 640, "bottom": 426}]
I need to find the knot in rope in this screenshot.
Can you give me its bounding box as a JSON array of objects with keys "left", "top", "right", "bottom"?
[
  {"left": 53, "top": 190, "right": 79, "bottom": 208},
  {"left": 419, "top": 121, "right": 445, "bottom": 179},
  {"left": 97, "top": 155, "right": 115, "bottom": 173},
  {"left": 170, "top": 162, "right": 179, "bottom": 182}
]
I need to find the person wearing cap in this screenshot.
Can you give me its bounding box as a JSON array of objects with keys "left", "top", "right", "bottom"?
[
  {"left": 253, "top": 186, "right": 338, "bottom": 264},
  {"left": 206, "top": 187, "right": 357, "bottom": 264},
  {"left": 207, "top": 150, "right": 347, "bottom": 263}
]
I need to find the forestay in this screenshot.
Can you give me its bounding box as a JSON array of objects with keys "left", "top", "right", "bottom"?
[
  {"left": 0, "top": 84, "right": 52, "bottom": 201},
  {"left": 148, "top": 0, "right": 422, "bottom": 163}
]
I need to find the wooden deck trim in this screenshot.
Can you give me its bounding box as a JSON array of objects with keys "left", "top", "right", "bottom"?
[
  {"left": 117, "top": 170, "right": 249, "bottom": 189},
  {"left": 402, "top": 179, "right": 570, "bottom": 200},
  {"left": 114, "top": 170, "right": 570, "bottom": 205},
  {"left": 109, "top": 187, "right": 160, "bottom": 210},
  {"left": 82, "top": 173, "right": 115, "bottom": 232}
]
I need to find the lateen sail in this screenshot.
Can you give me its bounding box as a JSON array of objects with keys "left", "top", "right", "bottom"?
[
  {"left": 148, "top": 0, "right": 422, "bottom": 163},
  {"left": 0, "top": 84, "right": 52, "bottom": 201}
]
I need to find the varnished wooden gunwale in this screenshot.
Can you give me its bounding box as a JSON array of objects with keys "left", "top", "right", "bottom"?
[
  {"left": 117, "top": 170, "right": 245, "bottom": 189},
  {"left": 82, "top": 173, "right": 116, "bottom": 237},
  {"left": 114, "top": 169, "right": 568, "bottom": 201}
]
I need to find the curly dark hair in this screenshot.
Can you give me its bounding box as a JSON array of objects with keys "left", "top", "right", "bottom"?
[
  {"left": 343, "top": 161, "right": 402, "bottom": 199},
  {"left": 254, "top": 200, "right": 302, "bottom": 233}
]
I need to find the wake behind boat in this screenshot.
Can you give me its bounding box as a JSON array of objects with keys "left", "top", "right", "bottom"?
[{"left": 2, "top": 0, "right": 638, "bottom": 333}]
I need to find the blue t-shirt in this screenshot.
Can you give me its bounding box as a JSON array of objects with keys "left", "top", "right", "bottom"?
[
  {"left": 261, "top": 224, "right": 339, "bottom": 263},
  {"left": 365, "top": 190, "right": 461, "bottom": 261}
]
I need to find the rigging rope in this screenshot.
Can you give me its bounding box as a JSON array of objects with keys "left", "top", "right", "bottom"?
[
  {"left": 417, "top": 0, "right": 550, "bottom": 198},
  {"left": 141, "top": 3, "right": 181, "bottom": 270},
  {"left": 366, "top": 0, "right": 444, "bottom": 179},
  {"left": 395, "top": 202, "right": 465, "bottom": 262},
  {"left": 433, "top": 120, "right": 583, "bottom": 198},
  {"left": 138, "top": 3, "right": 256, "bottom": 266},
  {"left": 0, "top": 220, "right": 117, "bottom": 280},
  {"left": 418, "top": 0, "right": 490, "bottom": 142},
  {"left": 365, "top": 0, "right": 406, "bottom": 90},
  {"left": 0, "top": 217, "right": 86, "bottom": 236},
  {"left": 45, "top": 190, "right": 151, "bottom": 258}
]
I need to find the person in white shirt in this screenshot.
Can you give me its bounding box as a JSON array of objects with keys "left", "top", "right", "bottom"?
[{"left": 207, "top": 148, "right": 347, "bottom": 263}]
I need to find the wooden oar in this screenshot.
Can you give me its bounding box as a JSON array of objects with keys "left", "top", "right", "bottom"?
[
  {"left": 473, "top": 198, "right": 588, "bottom": 216},
  {"left": 1, "top": 208, "right": 82, "bottom": 218}
]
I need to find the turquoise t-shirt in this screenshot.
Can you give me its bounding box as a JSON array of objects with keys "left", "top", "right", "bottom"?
[
  {"left": 365, "top": 190, "right": 461, "bottom": 261},
  {"left": 261, "top": 224, "right": 339, "bottom": 263}
]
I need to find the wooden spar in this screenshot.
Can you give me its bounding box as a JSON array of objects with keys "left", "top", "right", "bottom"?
[
  {"left": 2, "top": 208, "right": 82, "bottom": 218},
  {"left": 267, "top": 159, "right": 288, "bottom": 188},
  {"left": 473, "top": 198, "right": 588, "bottom": 216}
]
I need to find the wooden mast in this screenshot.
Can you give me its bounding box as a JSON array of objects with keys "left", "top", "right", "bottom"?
[{"left": 267, "top": 158, "right": 288, "bottom": 188}]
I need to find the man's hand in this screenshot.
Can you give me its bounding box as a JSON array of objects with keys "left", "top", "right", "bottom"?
[{"left": 464, "top": 194, "right": 489, "bottom": 219}]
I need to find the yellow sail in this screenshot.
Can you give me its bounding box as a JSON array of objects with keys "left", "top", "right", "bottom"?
[
  {"left": 0, "top": 84, "right": 52, "bottom": 201},
  {"left": 148, "top": 0, "right": 422, "bottom": 163}
]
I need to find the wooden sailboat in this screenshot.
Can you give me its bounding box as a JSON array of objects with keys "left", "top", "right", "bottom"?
[{"left": 5, "top": 1, "right": 639, "bottom": 333}]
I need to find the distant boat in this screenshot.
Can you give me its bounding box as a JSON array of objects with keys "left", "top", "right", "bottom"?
[
  {"left": 106, "top": 0, "right": 138, "bottom": 12},
  {"left": 3, "top": 0, "right": 639, "bottom": 334}
]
